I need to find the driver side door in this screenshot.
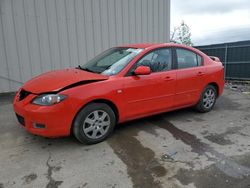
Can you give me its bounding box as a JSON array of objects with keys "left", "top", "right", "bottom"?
[{"left": 121, "top": 48, "right": 176, "bottom": 120}]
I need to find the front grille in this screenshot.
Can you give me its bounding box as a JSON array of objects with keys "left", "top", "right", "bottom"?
[
  {"left": 19, "top": 89, "right": 30, "bottom": 101},
  {"left": 16, "top": 113, "right": 25, "bottom": 126}
]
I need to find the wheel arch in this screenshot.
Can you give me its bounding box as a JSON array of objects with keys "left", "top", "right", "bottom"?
[
  {"left": 70, "top": 98, "right": 119, "bottom": 135},
  {"left": 207, "top": 82, "right": 219, "bottom": 97}
]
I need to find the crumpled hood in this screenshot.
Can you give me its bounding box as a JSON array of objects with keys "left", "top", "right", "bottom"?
[{"left": 22, "top": 68, "right": 109, "bottom": 94}]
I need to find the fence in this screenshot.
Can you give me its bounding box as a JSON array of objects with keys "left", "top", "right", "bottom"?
[{"left": 196, "top": 41, "right": 250, "bottom": 80}]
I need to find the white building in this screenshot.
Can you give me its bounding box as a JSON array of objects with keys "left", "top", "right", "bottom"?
[{"left": 0, "top": 0, "right": 170, "bottom": 93}]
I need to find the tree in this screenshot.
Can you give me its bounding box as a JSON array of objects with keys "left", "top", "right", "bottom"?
[{"left": 170, "top": 21, "right": 193, "bottom": 46}]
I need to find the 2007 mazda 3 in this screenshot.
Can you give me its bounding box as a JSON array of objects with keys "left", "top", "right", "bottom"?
[{"left": 13, "top": 43, "right": 224, "bottom": 144}]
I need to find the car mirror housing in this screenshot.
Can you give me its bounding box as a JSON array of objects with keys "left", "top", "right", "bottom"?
[{"left": 134, "top": 66, "right": 151, "bottom": 75}]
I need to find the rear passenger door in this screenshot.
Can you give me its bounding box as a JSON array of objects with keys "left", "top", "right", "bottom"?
[{"left": 174, "top": 48, "right": 205, "bottom": 107}]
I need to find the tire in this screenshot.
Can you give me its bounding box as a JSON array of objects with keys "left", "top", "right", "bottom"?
[
  {"left": 73, "top": 103, "right": 116, "bottom": 144},
  {"left": 195, "top": 85, "right": 217, "bottom": 113}
]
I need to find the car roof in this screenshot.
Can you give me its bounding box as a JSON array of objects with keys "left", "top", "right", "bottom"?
[
  {"left": 120, "top": 43, "right": 194, "bottom": 49},
  {"left": 120, "top": 43, "right": 206, "bottom": 56},
  {"left": 120, "top": 43, "right": 158, "bottom": 49}
]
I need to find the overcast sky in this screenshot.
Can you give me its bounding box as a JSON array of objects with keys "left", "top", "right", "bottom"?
[{"left": 171, "top": 0, "right": 250, "bottom": 46}]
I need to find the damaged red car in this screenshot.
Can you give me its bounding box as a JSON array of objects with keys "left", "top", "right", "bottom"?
[{"left": 13, "top": 43, "right": 224, "bottom": 144}]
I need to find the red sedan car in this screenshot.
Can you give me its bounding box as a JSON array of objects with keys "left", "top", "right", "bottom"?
[{"left": 13, "top": 43, "right": 224, "bottom": 144}]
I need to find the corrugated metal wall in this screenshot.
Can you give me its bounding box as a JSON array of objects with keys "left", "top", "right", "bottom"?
[
  {"left": 196, "top": 40, "right": 250, "bottom": 80},
  {"left": 0, "top": 0, "right": 170, "bottom": 93}
]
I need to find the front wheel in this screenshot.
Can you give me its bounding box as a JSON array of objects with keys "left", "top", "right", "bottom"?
[
  {"left": 195, "top": 85, "right": 217, "bottom": 113},
  {"left": 73, "top": 103, "right": 116, "bottom": 144}
]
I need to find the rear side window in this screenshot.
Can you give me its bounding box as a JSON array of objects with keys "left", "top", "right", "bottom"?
[{"left": 176, "top": 48, "right": 202, "bottom": 69}]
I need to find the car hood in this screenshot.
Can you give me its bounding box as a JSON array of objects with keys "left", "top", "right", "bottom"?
[{"left": 22, "top": 68, "right": 109, "bottom": 94}]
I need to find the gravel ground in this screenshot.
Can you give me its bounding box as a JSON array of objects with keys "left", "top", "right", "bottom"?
[{"left": 225, "top": 80, "right": 250, "bottom": 94}]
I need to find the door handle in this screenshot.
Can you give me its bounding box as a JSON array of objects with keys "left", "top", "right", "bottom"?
[
  {"left": 164, "top": 76, "right": 174, "bottom": 81},
  {"left": 197, "top": 72, "right": 205, "bottom": 76}
]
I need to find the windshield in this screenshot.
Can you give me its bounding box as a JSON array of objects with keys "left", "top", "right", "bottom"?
[{"left": 79, "top": 47, "right": 143, "bottom": 75}]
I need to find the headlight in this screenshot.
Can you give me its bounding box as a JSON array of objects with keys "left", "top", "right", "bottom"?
[{"left": 32, "top": 94, "right": 67, "bottom": 106}]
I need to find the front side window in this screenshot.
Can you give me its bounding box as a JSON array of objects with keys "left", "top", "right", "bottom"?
[
  {"left": 176, "top": 48, "right": 202, "bottom": 69},
  {"left": 79, "top": 47, "right": 143, "bottom": 75},
  {"left": 135, "top": 48, "right": 172, "bottom": 73}
]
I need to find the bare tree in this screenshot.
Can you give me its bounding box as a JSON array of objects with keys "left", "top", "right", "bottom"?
[{"left": 170, "top": 21, "right": 193, "bottom": 46}]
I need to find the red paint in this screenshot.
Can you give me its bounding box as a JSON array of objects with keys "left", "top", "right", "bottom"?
[
  {"left": 23, "top": 68, "right": 109, "bottom": 94},
  {"left": 134, "top": 66, "right": 151, "bottom": 75},
  {"left": 13, "top": 43, "right": 224, "bottom": 138}
]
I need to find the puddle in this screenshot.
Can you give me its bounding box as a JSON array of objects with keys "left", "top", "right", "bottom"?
[
  {"left": 204, "top": 134, "right": 233, "bottom": 145},
  {"left": 147, "top": 115, "right": 250, "bottom": 180},
  {"left": 148, "top": 115, "right": 211, "bottom": 156},
  {"left": 108, "top": 121, "right": 167, "bottom": 188},
  {"left": 203, "top": 126, "right": 245, "bottom": 145},
  {"left": 175, "top": 153, "right": 250, "bottom": 188},
  {"left": 22, "top": 173, "right": 37, "bottom": 184}
]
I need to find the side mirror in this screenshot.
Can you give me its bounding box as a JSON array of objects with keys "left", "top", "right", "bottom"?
[{"left": 134, "top": 66, "right": 151, "bottom": 75}]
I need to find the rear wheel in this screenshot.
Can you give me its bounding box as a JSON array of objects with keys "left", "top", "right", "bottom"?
[
  {"left": 73, "top": 103, "right": 116, "bottom": 144},
  {"left": 195, "top": 85, "right": 217, "bottom": 112}
]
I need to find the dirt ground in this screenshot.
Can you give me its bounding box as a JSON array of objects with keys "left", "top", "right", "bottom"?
[{"left": 0, "top": 88, "right": 250, "bottom": 188}]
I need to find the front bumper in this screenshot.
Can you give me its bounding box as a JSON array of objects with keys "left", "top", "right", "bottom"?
[{"left": 13, "top": 92, "right": 74, "bottom": 137}]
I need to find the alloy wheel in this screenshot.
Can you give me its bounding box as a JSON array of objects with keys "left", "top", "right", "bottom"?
[
  {"left": 203, "top": 88, "right": 216, "bottom": 109},
  {"left": 82, "top": 110, "right": 111, "bottom": 139}
]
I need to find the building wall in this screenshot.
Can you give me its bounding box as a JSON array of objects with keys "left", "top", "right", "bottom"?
[{"left": 0, "top": 0, "right": 170, "bottom": 93}]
